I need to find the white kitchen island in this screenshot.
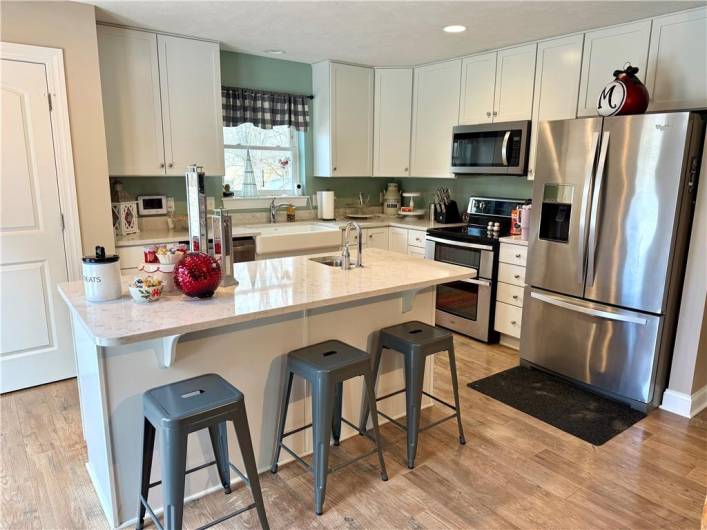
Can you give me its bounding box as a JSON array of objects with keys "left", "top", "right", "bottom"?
[{"left": 59, "top": 249, "right": 473, "bottom": 528}]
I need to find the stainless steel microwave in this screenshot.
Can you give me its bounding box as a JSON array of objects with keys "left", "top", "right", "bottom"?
[{"left": 451, "top": 120, "right": 530, "bottom": 175}]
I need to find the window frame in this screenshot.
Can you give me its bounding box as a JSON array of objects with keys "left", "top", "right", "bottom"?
[{"left": 223, "top": 125, "right": 301, "bottom": 198}]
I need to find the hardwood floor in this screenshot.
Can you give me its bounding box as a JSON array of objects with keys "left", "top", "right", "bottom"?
[{"left": 2, "top": 334, "right": 706, "bottom": 529}]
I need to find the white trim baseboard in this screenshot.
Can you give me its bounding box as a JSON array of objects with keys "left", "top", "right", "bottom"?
[{"left": 660, "top": 385, "right": 707, "bottom": 418}]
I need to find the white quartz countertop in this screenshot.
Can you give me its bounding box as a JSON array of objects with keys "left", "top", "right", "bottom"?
[
  {"left": 59, "top": 249, "right": 474, "bottom": 346},
  {"left": 115, "top": 218, "right": 464, "bottom": 247},
  {"left": 499, "top": 235, "right": 529, "bottom": 246}
]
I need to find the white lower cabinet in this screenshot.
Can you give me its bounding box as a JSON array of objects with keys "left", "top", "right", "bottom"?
[
  {"left": 389, "top": 226, "right": 408, "bottom": 253},
  {"left": 495, "top": 240, "right": 528, "bottom": 346},
  {"left": 366, "top": 227, "right": 389, "bottom": 249}
]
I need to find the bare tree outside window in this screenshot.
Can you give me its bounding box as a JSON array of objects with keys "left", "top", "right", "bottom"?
[{"left": 224, "top": 124, "right": 300, "bottom": 196}]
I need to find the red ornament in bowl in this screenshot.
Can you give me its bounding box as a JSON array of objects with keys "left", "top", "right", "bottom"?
[{"left": 173, "top": 252, "right": 221, "bottom": 298}]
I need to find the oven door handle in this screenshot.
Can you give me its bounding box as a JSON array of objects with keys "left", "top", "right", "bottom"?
[
  {"left": 460, "top": 278, "right": 492, "bottom": 287},
  {"left": 501, "top": 131, "right": 511, "bottom": 166},
  {"left": 426, "top": 236, "right": 494, "bottom": 251}
]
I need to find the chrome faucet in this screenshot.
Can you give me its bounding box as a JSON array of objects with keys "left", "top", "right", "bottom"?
[
  {"left": 270, "top": 198, "right": 294, "bottom": 223},
  {"left": 342, "top": 221, "right": 363, "bottom": 269}
]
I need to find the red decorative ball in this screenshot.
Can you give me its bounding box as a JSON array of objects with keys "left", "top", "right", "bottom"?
[{"left": 173, "top": 252, "right": 221, "bottom": 298}]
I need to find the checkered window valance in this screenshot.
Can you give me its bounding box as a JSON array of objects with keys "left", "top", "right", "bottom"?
[{"left": 222, "top": 86, "right": 310, "bottom": 132}]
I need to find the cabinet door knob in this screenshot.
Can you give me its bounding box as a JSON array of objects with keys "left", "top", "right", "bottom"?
[
  {"left": 160, "top": 163, "right": 165, "bottom": 168},
  {"left": 511, "top": 320, "right": 517, "bottom": 325},
  {"left": 369, "top": 234, "right": 373, "bottom": 238},
  {"left": 493, "top": 111, "right": 498, "bottom": 116},
  {"left": 486, "top": 111, "right": 491, "bottom": 117},
  {"left": 404, "top": 167, "right": 408, "bottom": 172},
  {"left": 332, "top": 166, "right": 337, "bottom": 171},
  {"left": 529, "top": 169, "right": 534, "bottom": 175},
  {"left": 168, "top": 163, "right": 173, "bottom": 168}
]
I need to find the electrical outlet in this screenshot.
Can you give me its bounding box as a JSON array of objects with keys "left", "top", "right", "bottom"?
[
  {"left": 166, "top": 197, "right": 175, "bottom": 213},
  {"left": 207, "top": 197, "right": 215, "bottom": 211}
]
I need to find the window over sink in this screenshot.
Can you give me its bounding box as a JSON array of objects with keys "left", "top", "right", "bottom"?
[{"left": 223, "top": 123, "right": 301, "bottom": 197}]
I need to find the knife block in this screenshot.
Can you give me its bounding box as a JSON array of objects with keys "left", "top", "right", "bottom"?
[{"left": 434, "top": 201, "right": 461, "bottom": 223}]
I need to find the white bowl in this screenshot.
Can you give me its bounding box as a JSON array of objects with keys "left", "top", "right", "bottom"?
[{"left": 129, "top": 284, "right": 163, "bottom": 303}]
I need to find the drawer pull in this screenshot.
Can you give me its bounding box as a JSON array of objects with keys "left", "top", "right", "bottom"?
[
  {"left": 515, "top": 253, "right": 522, "bottom": 258},
  {"left": 514, "top": 274, "right": 521, "bottom": 279},
  {"left": 512, "top": 295, "right": 519, "bottom": 300},
  {"left": 511, "top": 320, "right": 517, "bottom": 325}
]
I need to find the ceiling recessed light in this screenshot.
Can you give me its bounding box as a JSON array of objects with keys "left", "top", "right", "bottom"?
[
  {"left": 443, "top": 25, "right": 466, "bottom": 33},
  {"left": 264, "top": 49, "right": 285, "bottom": 55}
]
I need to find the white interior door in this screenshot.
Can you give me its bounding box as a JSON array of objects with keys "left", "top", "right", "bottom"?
[{"left": 1, "top": 58, "right": 75, "bottom": 393}]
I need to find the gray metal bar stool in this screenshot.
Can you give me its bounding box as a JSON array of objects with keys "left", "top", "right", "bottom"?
[
  {"left": 270, "top": 340, "right": 388, "bottom": 515},
  {"left": 136, "top": 374, "right": 269, "bottom": 530},
  {"left": 359, "top": 321, "right": 465, "bottom": 469}
]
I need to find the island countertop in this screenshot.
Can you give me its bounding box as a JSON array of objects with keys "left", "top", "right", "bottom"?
[{"left": 59, "top": 249, "right": 473, "bottom": 347}]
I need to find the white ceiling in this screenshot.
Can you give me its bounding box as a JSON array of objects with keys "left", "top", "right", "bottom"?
[{"left": 90, "top": 1, "right": 704, "bottom": 66}]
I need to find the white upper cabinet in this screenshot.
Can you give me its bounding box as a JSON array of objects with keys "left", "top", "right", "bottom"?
[
  {"left": 97, "top": 26, "right": 165, "bottom": 176},
  {"left": 313, "top": 62, "right": 373, "bottom": 177},
  {"left": 493, "top": 43, "right": 537, "bottom": 122},
  {"left": 410, "top": 59, "right": 461, "bottom": 178},
  {"left": 646, "top": 7, "right": 707, "bottom": 112},
  {"left": 373, "top": 68, "right": 413, "bottom": 177},
  {"left": 459, "top": 52, "right": 497, "bottom": 125},
  {"left": 98, "top": 26, "right": 224, "bottom": 176},
  {"left": 527, "top": 34, "right": 584, "bottom": 180},
  {"left": 577, "top": 20, "right": 652, "bottom": 117},
  {"left": 158, "top": 35, "right": 224, "bottom": 176}
]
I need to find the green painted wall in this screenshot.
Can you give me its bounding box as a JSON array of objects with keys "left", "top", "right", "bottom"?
[{"left": 118, "top": 50, "right": 532, "bottom": 213}]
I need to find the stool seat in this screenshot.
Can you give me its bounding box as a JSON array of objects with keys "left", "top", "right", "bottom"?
[
  {"left": 380, "top": 321, "right": 452, "bottom": 356},
  {"left": 144, "top": 373, "right": 243, "bottom": 430},
  {"left": 288, "top": 340, "right": 369, "bottom": 373}
]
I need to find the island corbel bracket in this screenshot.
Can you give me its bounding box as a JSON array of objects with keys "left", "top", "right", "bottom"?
[
  {"left": 157, "top": 335, "right": 181, "bottom": 368},
  {"left": 401, "top": 288, "right": 422, "bottom": 313}
]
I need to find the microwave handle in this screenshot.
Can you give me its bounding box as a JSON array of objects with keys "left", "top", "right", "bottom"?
[{"left": 501, "top": 131, "right": 511, "bottom": 166}]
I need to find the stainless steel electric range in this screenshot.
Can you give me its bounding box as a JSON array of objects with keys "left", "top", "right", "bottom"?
[{"left": 425, "top": 197, "right": 527, "bottom": 343}]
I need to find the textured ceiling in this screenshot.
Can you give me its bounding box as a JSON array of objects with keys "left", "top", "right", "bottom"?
[{"left": 89, "top": 1, "right": 704, "bottom": 65}]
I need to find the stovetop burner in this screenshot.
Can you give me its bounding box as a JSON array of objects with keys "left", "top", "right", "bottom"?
[{"left": 427, "top": 224, "right": 506, "bottom": 246}]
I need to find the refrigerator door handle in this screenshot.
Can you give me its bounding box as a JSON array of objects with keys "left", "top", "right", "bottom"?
[
  {"left": 578, "top": 131, "right": 600, "bottom": 285},
  {"left": 530, "top": 291, "right": 648, "bottom": 325},
  {"left": 586, "top": 130, "right": 610, "bottom": 287},
  {"left": 501, "top": 131, "right": 511, "bottom": 166}
]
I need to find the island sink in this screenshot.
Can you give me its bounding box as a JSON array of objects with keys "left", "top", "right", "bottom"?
[{"left": 309, "top": 255, "right": 358, "bottom": 269}]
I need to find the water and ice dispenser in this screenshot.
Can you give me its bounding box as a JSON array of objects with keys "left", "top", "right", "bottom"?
[{"left": 538, "top": 184, "right": 574, "bottom": 243}]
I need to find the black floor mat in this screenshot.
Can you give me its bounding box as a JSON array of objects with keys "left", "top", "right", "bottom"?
[{"left": 468, "top": 366, "right": 646, "bottom": 446}]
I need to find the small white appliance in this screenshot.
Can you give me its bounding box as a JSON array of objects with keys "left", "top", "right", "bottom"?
[
  {"left": 383, "top": 183, "right": 400, "bottom": 216},
  {"left": 316, "top": 190, "right": 336, "bottom": 220},
  {"left": 137, "top": 195, "right": 168, "bottom": 216},
  {"left": 82, "top": 246, "right": 122, "bottom": 302}
]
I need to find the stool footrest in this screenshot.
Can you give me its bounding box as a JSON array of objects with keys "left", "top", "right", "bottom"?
[
  {"left": 228, "top": 462, "right": 250, "bottom": 487},
  {"left": 418, "top": 413, "right": 458, "bottom": 433},
  {"left": 376, "top": 410, "right": 408, "bottom": 432},
  {"left": 278, "top": 416, "right": 381, "bottom": 475},
  {"left": 140, "top": 494, "right": 165, "bottom": 530},
  {"left": 375, "top": 388, "right": 406, "bottom": 402},
  {"left": 194, "top": 502, "right": 257, "bottom": 530},
  {"left": 421, "top": 390, "right": 458, "bottom": 411},
  {"left": 147, "top": 459, "right": 217, "bottom": 489},
  {"left": 283, "top": 423, "right": 313, "bottom": 438}
]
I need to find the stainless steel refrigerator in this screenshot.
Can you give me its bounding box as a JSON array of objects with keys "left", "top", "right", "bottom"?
[{"left": 521, "top": 112, "right": 704, "bottom": 411}]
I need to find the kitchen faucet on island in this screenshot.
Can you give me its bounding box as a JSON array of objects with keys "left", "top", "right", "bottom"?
[{"left": 341, "top": 220, "right": 363, "bottom": 270}]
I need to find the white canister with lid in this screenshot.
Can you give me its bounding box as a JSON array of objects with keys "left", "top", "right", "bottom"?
[{"left": 82, "top": 246, "right": 122, "bottom": 302}]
